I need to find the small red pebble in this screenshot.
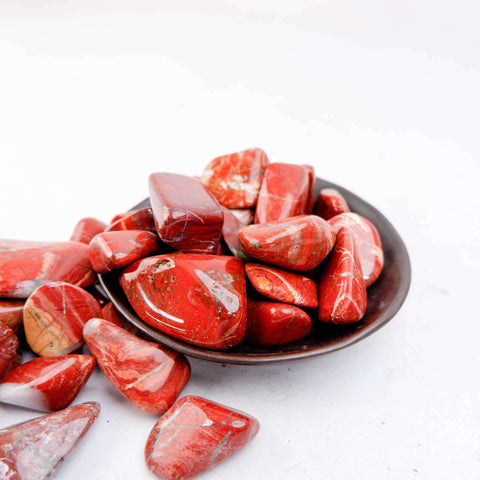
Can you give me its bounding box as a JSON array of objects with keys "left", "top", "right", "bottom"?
[
  {"left": 315, "top": 188, "right": 350, "bottom": 220},
  {"left": 69, "top": 217, "right": 107, "bottom": 244},
  {"left": 106, "top": 207, "right": 157, "bottom": 233}
]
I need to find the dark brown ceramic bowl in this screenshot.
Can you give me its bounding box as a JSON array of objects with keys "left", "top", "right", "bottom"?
[{"left": 99, "top": 177, "right": 411, "bottom": 365}]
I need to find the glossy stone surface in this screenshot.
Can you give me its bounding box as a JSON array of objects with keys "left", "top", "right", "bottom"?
[
  {"left": 69, "top": 217, "right": 107, "bottom": 244},
  {"left": 88, "top": 230, "right": 162, "bottom": 274},
  {"left": 106, "top": 207, "right": 156, "bottom": 233},
  {"left": 303, "top": 164, "right": 316, "bottom": 214},
  {"left": 255, "top": 163, "right": 311, "bottom": 223},
  {"left": 245, "top": 263, "right": 318, "bottom": 308},
  {"left": 221, "top": 207, "right": 248, "bottom": 261},
  {"left": 315, "top": 188, "right": 351, "bottom": 220},
  {"left": 328, "top": 212, "right": 384, "bottom": 286},
  {"left": 201, "top": 148, "right": 269, "bottom": 208},
  {"left": 120, "top": 253, "right": 247, "bottom": 349},
  {"left": 149, "top": 173, "right": 224, "bottom": 255},
  {"left": 0, "top": 401, "right": 100, "bottom": 480},
  {"left": 0, "top": 323, "right": 18, "bottom": 379},
  {"left": 238, "top": 215, "right": 335, "bottom": 272},
  {"left": 83, "top": 318, "right": 191, "bottom": 415},
  {"left": 0, "top": 239, "right": 96, "bottom": 298},
  {"left": 229, "top": 208, "right": 255, "bottom": 226},
  {"left": 145, "top": 395, "right": 260, "bottom": 480},
  {"left": 24, "top": 282, "right": 102, "bottom": 357},
  {"left": 245, "top": 300, "right": 312, "bottom": 346},
  {"left": 318, "top": 226, "right": 367, "bottom": 323},
  {"left": 0, "top": 299, "right": 24, "bottom": 333},
  {"left": 0, "top": 355, "right": 95, "bottom": 412}
]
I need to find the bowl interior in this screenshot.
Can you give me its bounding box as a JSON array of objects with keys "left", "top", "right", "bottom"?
[{"left": 99, "top": 177, "right": 411, "bottom": 365}]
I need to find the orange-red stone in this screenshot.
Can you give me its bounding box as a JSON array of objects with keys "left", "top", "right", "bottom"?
[
  {"left": 88, "top": 229, "right": 162, "bottom": 274},
  {"left": 238, "top": 215, "right": 335, "bottom": 272},
  {"left": 0, "top": 355, "right": 95, "bottom": 412},
  {"left": 149, "top": 173, "right": 224, "bottom": 255},
  {"left": 0, "top": 239, "right": 95, "bottom": 298},
  {"left": 83, "top": 318, "right": 191, "bottom": 415},
  {"left": 255, "top": 163, "right": 311, "bottom": 223},
  {"left": 0, "top": 323, "right": 18, "bottom": 379},
  {"left": 120, "top": 253, "right": 247, "bottom": 349},
  {"left": 245, "top": 263, "right": 318, "bottom": 308},
  {"left": 69, "top": 217, "right": 107, "bottom": 244},
  {"left": 315, "top": 188, "right": 350, "bottom": 220},
  {"left": 145, "top": 395, "right": 260, "bottom": 480},
  {"left": 0, "top": 299, "right": 24, "bottom": 333},
  {"left": 106, "top": 207, "right": 157, "bottom": 233},
  {"left": 200, "top": 148, "right": 269, "bottom": 208},
  {"left": 318, "top": 226, "right": 367, "bottom": 323},
  {"left": 328, "top": 212, "right": 383, "bottom": 286},
  {"left": 23, "top": 282, "right": 102, "bottom": 357},
  {"left": 0, "top": 402, "right": 100, "bottom": 480},
  {"left": 245, "top": 300, "right": 312, "bottom": 346}
]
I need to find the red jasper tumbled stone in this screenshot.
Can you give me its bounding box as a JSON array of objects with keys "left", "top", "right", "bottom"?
[
  {"left": 315, "top": 188, "right": 351, "bottom": 220},
  {"left": 69, "top": 217, "right": 107, "bottom": 244},
  {"left": 149, "top": 173, "right": 224, "bottom": 255},
  {"left": 106, "top": 207, "right": 157, "bottom": 233},
  {"left": 303, "top": 164, "right": 316, "bottom": 215},
  {"left": 238, "top": 215, "right": 335, "bottom": 272},
  {"left": 200, "top": 147, "right": 269, "bottom": 208},
  {"left": 245, "top": 300, "right": 312, "bottom": 346},
  {"left": 0, "top": 299, "right": 24, "bottom": 334},
  {"left": 0, "top": 239, "right": 96, "bottom": 298},
  {"left": 23, "top": 281, "right": 103, "bottom": 357},
  {"left": 120, "top": 253, "right": 247, "bottom": 349},
  {"left": 0, "top": 323, "right": 18, "bottom": 379},
  {"left": 229, "top": 207, "right": 255, "bottom": 226},
  {"left": 318, "top": 226, "right": 367, "bottom": 324},
  {"left": 83, "top": 318, "right": 191, "bottom": 415},
  {"left": 0, "top": 355, "right": 96, "bottom": 412},
  {"left": 88, "top": 229, "right": 162, "bottom": 274},
  {"left": 145, "top": 395, "right": 260, "bottom": 480},
  {"left": 328, "top": 212, "right": 384, "bottom": 286}
]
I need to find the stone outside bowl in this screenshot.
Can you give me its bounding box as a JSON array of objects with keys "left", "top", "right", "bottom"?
[{"left": 99, "top": 177, "right": 411, "bottom": 365}]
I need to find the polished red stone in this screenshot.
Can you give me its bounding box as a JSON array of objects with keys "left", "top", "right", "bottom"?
[
  {"left": 0, "top": 323, "right": 18, "bottom": 379},
  {"left": 23, "top": 281, "right": 102, "bottom": 357},
  {"left": 328, "top": 212, "right": 383, "bottom": 286},
  {"left": 245, "top": 300, "right": 312, "bottom": 346},
  {"left": 229, "top": 208, "right": 255, "bottom": 226},
  {"left": 221, "top": 206, "right": 248, "bottom": 260},
  {"left": 2, "top": 351, "right": 22, "bottom": 379},
  {"left": 0, "top": 355, "right": 95, "bottom": 412},
  {"left": 106, "top": 207, "right": 156, "bottom": 233},
  {"left": 0, "top": 299, "right": 24, "bottom": 333},
  {"left": 145, "top": 395, "right": 260, "bottom": 480},
  {"left": 245, "top": 263, "right": 318, "bottom": 308},
  {"left": 149, "top": 173, "right": 224, "bottom": 255},
  {"left": 303, "top": 164, "right": 316, "bottom": 214},
  {"left": 0, "top": 401, "right": 100, "bottom": 480},
  {"left": 200, "top": 148, "right": 269, "bottom": 208},
  {"left": 255, "top": 163, "right": 311, "bottom": 223},
  {"left": 238, "top": 215, "right": 335, "bottom": 272},
  {"left": 315, "top": 188, "right": 350, "bottom": 220},
  {"left": 120, "top": 253, "right": 247, "bottom": 349},
  {"left": 69, "top": 217, "right": 107, "bottom": 244},
  {"left": 0, "top": 239, "right": 96, "bottom": 298},
  {"left": 88, "top": 229, "right": 162, "bottom": 274},
  {"left": 318, "top": 226, "right": 367, "bottom": 323},
  {"left": 83, "top": 318, "right": 191, "bottom": 415}
]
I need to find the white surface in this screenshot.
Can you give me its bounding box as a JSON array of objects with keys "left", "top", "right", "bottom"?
[{"left": 1, "top": 2, "right": 479, "bottom": 479}]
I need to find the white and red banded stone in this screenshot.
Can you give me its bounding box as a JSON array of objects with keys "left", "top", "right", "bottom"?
[
  {"left": 69, "top": 217, "right": 107, "bottom": 244},
  {"left": 0, "top": 355, "right": 95, "bottom": 412},
  {"left": 145, "top": 395, "right": 260, "bottom": 480},
  {"left": 0, "top": 402, "right": 100, "bottom": 480}
]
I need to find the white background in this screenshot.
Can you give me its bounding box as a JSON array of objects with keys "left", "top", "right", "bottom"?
[{"left": 1, "top": 1, "right": 480, "bottom": 479}]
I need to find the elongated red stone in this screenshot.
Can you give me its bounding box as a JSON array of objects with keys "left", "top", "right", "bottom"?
[
  {"left": 0, "top": 299, "right": 24, "bottom": 333},
  {"left": 149, "top": 173, "right": 224, "bottom": 255},
  {"left": 238, "top": 215, "right": 335, "bottom": 272},
  {"left": 0, "top": 355, "right": 95, "bottom": 412},
  {"left": 145, "top": 395, "right": 260, "bottom": 480},
  {"left": 0, "top": 402, "right": 100, "bottom": 480},
  {"left": 88, "top": 230, "right": 162, "bottom": 274},
  {"left": 0, "top": 323, "right": 18, "bottom": 379},
  {"left": 23, "top": 282, "right": 102, "bottom": 357},
  {"left": 201, "top": 148, "right": 269, "bottom": 208},
  {"left": 229, "top": 208, "right": 255, "bottom": 226},
  {"left": 245, "top": 300, "right": 312, "bottom": 346},
  {"left": 328, "top": 212, "right": 383, "bottom": 286},
  {"left": 318, "top": 227, "right": 367, "bottom": 323},
  {"left": 315, "top": 188, "right": 350, "bottom": 220},
  {"left": 0, "top": 239, "right": 96, "bottom": 298},
  {"left": 106, "top": 207, "right": 156, "bottom": 233},
  {"left": 69, "top": 217, "right": 107, "bottom": 244},
  {"left": 120, "top": 253, "right": 247, "bottom": 349},
  {"left": 255, "top": 163, "right": 310, "bottom": 223},
  {"left": 245, "top": 263, "right": 318, "bottom": 308},
  {"left": 83, "top": 318, "right": 191, "bottom": 415}
]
